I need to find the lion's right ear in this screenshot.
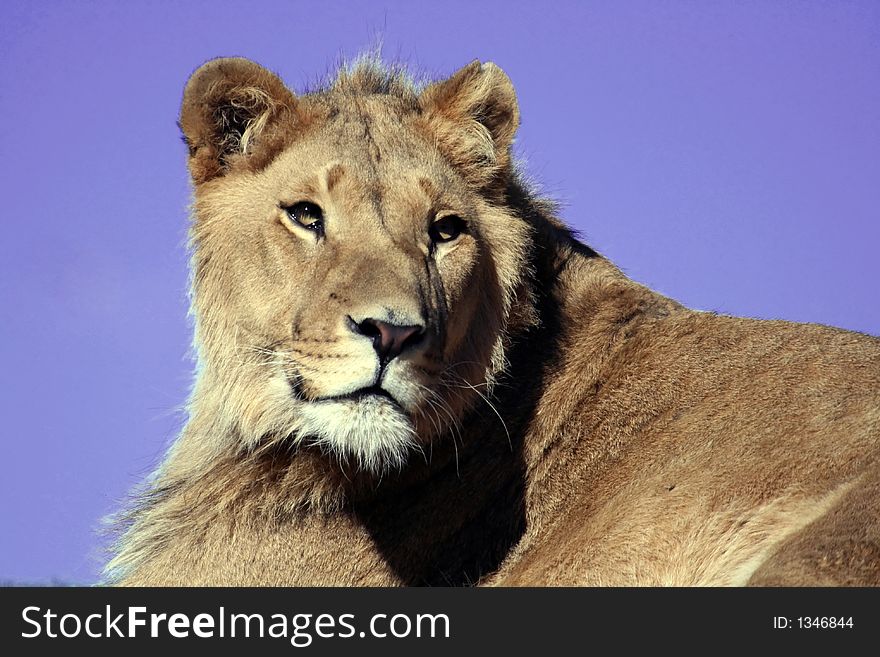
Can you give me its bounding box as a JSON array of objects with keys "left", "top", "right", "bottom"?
[{"left": 179, "top": 58, "right": 298, "bottom": 185}]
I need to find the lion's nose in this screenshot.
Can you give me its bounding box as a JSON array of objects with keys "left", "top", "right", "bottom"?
[{"left": 352, "top": 317, "right": 425, "bottom": 364}]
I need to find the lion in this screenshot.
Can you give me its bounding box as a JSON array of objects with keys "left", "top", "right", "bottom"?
[{"left": 105, "top": 56, "right": 880, "bottom": 586}]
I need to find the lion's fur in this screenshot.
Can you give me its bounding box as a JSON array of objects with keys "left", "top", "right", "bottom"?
[{"left": 105, "top": 57, "right": 880, "bottom": 586}]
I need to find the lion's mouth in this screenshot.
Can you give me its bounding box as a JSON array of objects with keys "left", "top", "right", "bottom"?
[{"left": 327, "top": 385, "right": 401, "bottom": 407}]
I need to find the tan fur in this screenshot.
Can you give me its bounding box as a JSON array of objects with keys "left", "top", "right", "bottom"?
[{"left": 105, "top": 56, "right": 880, "bottom": 586}]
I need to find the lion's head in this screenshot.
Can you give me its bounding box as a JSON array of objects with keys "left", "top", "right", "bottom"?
[{"left": 181, "top": 57, "right": 538, "bottom": 472}]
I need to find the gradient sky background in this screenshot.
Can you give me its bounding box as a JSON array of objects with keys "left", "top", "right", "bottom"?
[{"left": 1, "top": 0, "right": 878, "bottom": 583}]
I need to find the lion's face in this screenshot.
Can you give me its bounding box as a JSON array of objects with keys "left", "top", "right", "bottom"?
[{"left": 181, "top": 58, "right": 530, "bottom": 470}]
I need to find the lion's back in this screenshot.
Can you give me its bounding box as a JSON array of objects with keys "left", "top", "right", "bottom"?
[{"left": 497, "top": 304, "right": 880, "bottom": 585}]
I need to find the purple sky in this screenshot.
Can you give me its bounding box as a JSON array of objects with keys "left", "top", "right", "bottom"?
[{"left": 1, "top": 1, "right": 878, "bottom": 583}]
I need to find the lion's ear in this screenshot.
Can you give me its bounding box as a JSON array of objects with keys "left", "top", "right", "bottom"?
[
  {"left": 419, "top": 61, "right": 520, "bottom": 186},
  {"left": 180, "top": 57, "right": 298, "bottom": 184}
]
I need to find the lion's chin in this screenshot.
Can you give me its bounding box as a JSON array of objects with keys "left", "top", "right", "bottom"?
[{"left": 297, "top": 395, "right": 418, "bottom": 472}]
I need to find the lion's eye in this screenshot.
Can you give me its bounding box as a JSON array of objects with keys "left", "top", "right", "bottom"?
[
  {"left": 284, "top": 202, "right": 324, "bottom": 235},
  {"left": 429, "top": 215, "right": 466, "bottom": 244}
]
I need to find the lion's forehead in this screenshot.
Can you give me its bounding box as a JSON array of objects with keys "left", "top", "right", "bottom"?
[
  {"left": 299, "top": 94, "right": 425, "bottom": 156},
  {"left": 264, "top": 116, "right": 465, "bottom": 233}
]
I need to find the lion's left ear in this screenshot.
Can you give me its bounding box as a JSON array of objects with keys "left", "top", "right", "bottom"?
[{"left": 419, "top": 61, "right": 520, "bottom": 186}]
